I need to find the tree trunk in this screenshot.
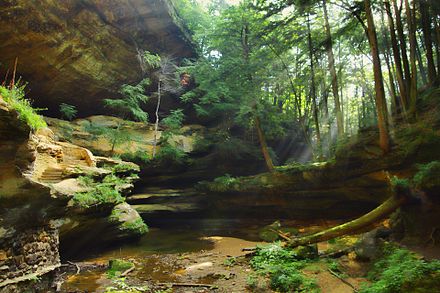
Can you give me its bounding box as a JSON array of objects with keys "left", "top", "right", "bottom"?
[
  {"left": 405, "top": 0, "right": 418, "bottom": 117},
  {"left": 420, "top": 0, "right": 437, "bottom": 84},
  {"left": 307, "top": 13, "right": 322, "bottom": 156},
  {"left": 287, "top": 194, "right": 407, "bottom": 247},
  {"left": 322, "top": 0, "right": 344, "bottom": 136},
  {"left": 384, "top": 1, "right": 408, "bottom": 114},
  {"left": 392, "top": 0, "right": 411, "bottom": 108},
  {"left": 255, "top": 116, "right": 275, "bottom": 172},
  {"left": 365, "top": 0, "right": 391, "bottom": 153},
  {"left": 416, "top": 37, "right": 428, "bottom": 84},
  {"left": 436, "top": 18, "right": 440, "bottom": 78},
  {"left": 152, "top": 79, "right": 162, "bottom": 158},
  {"left": 381, "top": 5, "right": 400, "bottom": 116}
]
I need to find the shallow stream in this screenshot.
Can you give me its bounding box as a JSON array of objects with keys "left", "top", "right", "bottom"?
[{"left": 61, "top": 217, "right": 340, "bottom": 292}]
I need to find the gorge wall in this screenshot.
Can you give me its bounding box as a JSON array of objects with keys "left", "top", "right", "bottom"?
[{"left": 0, "top": 0, "right": 195, "bottom": 117}]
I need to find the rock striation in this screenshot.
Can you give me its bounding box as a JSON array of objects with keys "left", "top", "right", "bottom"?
[
  {"left": 0, "top": 0, "right": 195, "bottom": 116},
  {"left": 0, "top": 95, "right": 145, "bottom": 288}
]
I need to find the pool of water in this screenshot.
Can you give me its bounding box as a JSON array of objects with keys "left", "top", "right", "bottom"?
[{"left": 61, "top": 218, "right": 340, "bottom": 292}]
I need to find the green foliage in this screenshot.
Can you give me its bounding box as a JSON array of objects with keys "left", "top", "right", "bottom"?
[
  {"left": 250, "top": 243, "right": 319, "bottom": 292},
  {"left": 413, "top": 161, "right": 440, "bottom": 189},
  {"left": 143, "top": 51, "right": 161, "bottom": 69},
  {"left": 112, "top": 163, "right": 139, "bottom": 174},
  {"left": 73, "top": 174, "right": 130, "bottom": 208},
  {"left": 151, "top": 109, "right": 188, "bottom": 165},
  {"left": 211, "top": 174, "right": 239, "bottom": 192},
  {"left": 59, "top": 103, "right": 77, "bottom": 121},
  {"left": 104, "top": 79, "right": 150, "bottom": 122},
  {"left": 73, "top": 185, "right": 124, "bottom": 208},
  {"left": 120, "top": 150, "right": 151, "bottom": 164},
  {"left": 223, "top": 257, "right": 237, "bottom": 267},
  {"left": 121, "top": 218, "right": 149, "bottom": 235},
  {"left": 107, "top": 260, "right": 134, "bottom": 279},
  {"left": 0, "top": 85, "right": 47, "bottom": 130},
  {"left": 162, "top": 109, "right": 184, "bottom": 130},
  {"left": 360, "top": 244, "right": 440, "bottom": 293},
  {"left": 155, "top": 144, "right": 187, "bottom": 165},
  {"left": 103, "top": 125, "right": 133, "bottom": 154},
  {"left": 389, "top": 176, "right": 410, "bottom": 193}
]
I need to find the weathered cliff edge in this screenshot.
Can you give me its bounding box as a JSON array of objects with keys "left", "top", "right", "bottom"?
[
  {"left": 0, "top": 96, "right": 145, "bottom": 288},
  {"left": 0, "top": 0, "right": 195, "bottom": 116}
]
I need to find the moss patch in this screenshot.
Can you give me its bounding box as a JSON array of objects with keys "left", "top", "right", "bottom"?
[
  {"left": 107, "top": 259, "right": 134, "bottom": 279},
  {"left": 0, "top": 85, "right": 47, "bottom": 130},
  {"left": 250, "top": 242, "right": 319, "bottom": 292},
  {"left": 360, "top": 244, "right": 440, "bottom": 293}
]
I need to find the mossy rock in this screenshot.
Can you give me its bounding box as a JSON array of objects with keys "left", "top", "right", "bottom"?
[
  {"left": 107, "top": 259, "right": 134, "bottom": 278},
  {"left": 292, "top": 244, "right": 318, "bottom": 260}
]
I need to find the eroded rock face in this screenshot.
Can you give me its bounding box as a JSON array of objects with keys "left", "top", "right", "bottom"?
[
  {"left": 45, "top": 115, "right": 204, "bottom": 157},
  {"left": 0, "top": 0, "right": 195, "bottom": 116},
  {"left": 0, "top": 97, "right": 146, "bottom": 288}
]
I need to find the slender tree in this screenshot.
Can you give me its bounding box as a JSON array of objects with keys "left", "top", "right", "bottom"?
[
  {"left": 365, "top": 0, "right": 391, "bottom": 153},
  {"left": 322, "top": 0, "right": 344, "bottom": 136},
  {"left": 384, "top": 0, "right": 408, "bottom": 113},
  {"left": 404, "top": 0, "right": 418, "bottom": 116},
  {"left": 392, "top": 0, "right": 411, "bottom": 107},
  {"left": 307, "top": 12, "right": 322, "bottom": 156},
  {"left": 419, "top": 0, "right": 437, "bottom": 84}
]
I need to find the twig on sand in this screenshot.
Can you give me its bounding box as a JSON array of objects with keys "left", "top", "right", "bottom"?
[
  {"left": 67, "top": 261, "right": 80, "bottom": 275},
  {"left": 159, "top": 282, "right": 217, "bottom": 289},
  {"left": 121, "top": 266, "right": 135, "bottom": 277},
  {"left": 328, "top": 269, "right": 359, "bottom": 292}
]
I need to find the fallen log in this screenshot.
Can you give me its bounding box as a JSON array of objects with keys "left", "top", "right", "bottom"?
[{"left": 288, "top": 194, "right": 407, "bottom": 247}]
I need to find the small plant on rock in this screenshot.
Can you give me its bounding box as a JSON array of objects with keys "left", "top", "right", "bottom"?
[{"left": 59, "top": 103, "right": 77, "bottom": 121}]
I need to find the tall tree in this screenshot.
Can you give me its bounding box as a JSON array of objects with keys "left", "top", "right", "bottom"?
[
  {"left": 322, "top": 0, "right": 344, "bottom": 136},
  {"left": 365, "top": 0, "right": 391, "bottom": 153},
  {"left": 419, "top": 0, "right": 437, "bottom": 84},
  {"left": 392, "top": 0, "right": 411, "bottom": 108},
  {"left": 307, "top": 12, "right": 322, "bottom": 156},
  {"left": 384, "top": 0, "right": 408, "bottom": 113},
  {"left": 404, "top": 0, "right": 418, "bottom": 116}
]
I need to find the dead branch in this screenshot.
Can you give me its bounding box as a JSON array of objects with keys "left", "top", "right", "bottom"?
[
  {"left": 328, "top": 269, "right": 359, "bottom": 292},
  {"left": 269, "top": 228, "right": 292, "bottom": 241},
  {"left": 120, "top": 266, "right": 135, "bottom": 277},
  {"left": 67, "top": 261, "right": 80, "bottom": 275},
  {"left": 10, "top": 57, "right": 18, "bottom": 89},
  {"left": 158, "top": 282, "right": 217, "bottom": 289}
]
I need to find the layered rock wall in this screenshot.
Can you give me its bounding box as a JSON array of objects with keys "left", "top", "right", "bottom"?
[
  {"left": 0, "top": 227, "right": 59, "bottom": 287},
  {"left": 0, "top": 0, "right": 195, "bottom": 116}
]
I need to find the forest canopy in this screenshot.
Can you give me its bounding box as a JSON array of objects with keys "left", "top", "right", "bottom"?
[{"left": 172, "top": 0, "right": 440, "bottom": 166}]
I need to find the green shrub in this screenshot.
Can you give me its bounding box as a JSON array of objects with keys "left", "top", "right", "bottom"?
[
  {"left": 73, "top": 185, "right": 124, "bottom": 208},
  {"left": 413, "top": 161, "right": 440, "bottom": 189},
  {"left": 120, "top": 150, "right": 151, "bottom": 164},
  {"left": 0, "top": 85, "right": 46, "bottom": 130},
  {"left": 74, "top": 175, "right": 129, "bottom": 208},
  {"left": 360, "top": 244, "right": 440, "bottom": 293},
  {"left": 250, "top": 243, "right": 319, "bottom": 293},
  {"left": 59, "top": 103, "right": 77, "bottom": 121},
  {"left": 113, "top": 163, "right": 139, "bottom": 174},
  {"left": 154, "top": 144, "right": 187, "bottom": 165},
  {"left": 389, "top": 176, "right": 410, "bottom": 193},
  {"left": 120, "top": 218, "right": 149, "bottom": 235},
  {"left": 107, "top": 259, "right": 134, "bottom": 279}
]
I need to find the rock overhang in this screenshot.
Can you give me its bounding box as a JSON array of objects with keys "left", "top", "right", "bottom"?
[{"left": 0, "top": 0, "right": 196, "bottom": 117}]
